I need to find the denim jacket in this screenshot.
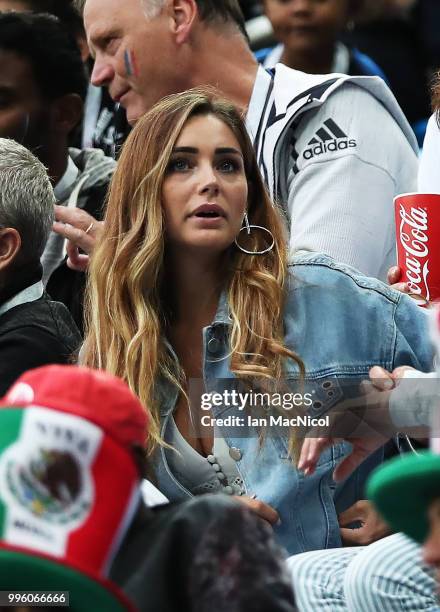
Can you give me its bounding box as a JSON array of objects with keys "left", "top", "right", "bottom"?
[{"left": 154, "top": 254, "right": 433, "bottom": 555}]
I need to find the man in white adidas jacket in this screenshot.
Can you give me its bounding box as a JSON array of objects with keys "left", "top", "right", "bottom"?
[{"left": 64, "top": 0, "right": 418, "bottom": 282}]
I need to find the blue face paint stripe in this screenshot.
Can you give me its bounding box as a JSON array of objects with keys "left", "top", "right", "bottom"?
[{"left": 124, "top": 49, "right": 134, "bottom": 77}]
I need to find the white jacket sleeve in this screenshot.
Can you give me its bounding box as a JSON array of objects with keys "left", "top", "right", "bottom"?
[
  {"left": 389, "top": 370, "right": 437, "bottom": 429},
  {"left": 287, "top": 83, "right": 418, "bottom": 281},
  {"left": 418, "top": 114, "right": 440, "bottom": 193}
]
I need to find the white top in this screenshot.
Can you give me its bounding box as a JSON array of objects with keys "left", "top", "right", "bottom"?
[
  {"left": 418, "top": 114, "right": 440, "bottom": 193},
  {"left": 247, "top": 65, "right": 418, "bottom": 281},
  {"left": 165, "top": 416, "right": 244, "bottom": 497}
]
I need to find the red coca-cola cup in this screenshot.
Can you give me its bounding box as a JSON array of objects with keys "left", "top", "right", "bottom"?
[{"left": 394, "top": 193, "right": 440, "bottom": 304}]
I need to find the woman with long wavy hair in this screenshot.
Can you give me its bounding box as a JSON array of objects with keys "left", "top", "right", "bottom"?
[{"left": 82, "top": 88, "right": 431, "bottom": 555}]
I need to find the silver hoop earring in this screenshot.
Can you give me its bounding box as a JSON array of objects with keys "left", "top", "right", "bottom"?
[{"left": 235, "top": 212, "right": 275, "bottom": 255}]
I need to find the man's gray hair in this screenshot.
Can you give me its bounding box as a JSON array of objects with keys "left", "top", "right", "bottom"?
[
  {"left": 0, "top": 138, "right": 55, "bottom": 264},
  {"left": 139, "top": 0, "right": 165, "bottom": 17},
  {"left": 142, "top": 0, "right": 167, "bottom": 17},
  {"left": 73, "top": 0, "right": 165, "bottom": 18},
  {"left": 74, "top": 0, "right": 246, "bottom": 36}
]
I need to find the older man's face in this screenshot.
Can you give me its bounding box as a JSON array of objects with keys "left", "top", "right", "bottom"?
[
  {"left": 85, "top": 0, "right": 187, "bottom": 125},
  {"left": 423, "top": 499, "right": 440, "bottom": 584}
]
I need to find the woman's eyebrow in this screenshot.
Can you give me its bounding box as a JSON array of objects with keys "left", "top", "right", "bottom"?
[
  {"left": 172, "top": 147, "right": 198, "bottom": 154},
  {"left": 172, "top": 147, "right": 243, "bottom": 156},
  {"left": 215, "top": 147, "right": 243, "bottom": 156}
]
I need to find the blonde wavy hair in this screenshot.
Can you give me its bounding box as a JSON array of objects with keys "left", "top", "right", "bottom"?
[{"left": 82, "top": 88, "right": 304, "bottom": 452}]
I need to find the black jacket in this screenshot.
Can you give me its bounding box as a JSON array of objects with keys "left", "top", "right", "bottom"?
[
  {"left": 111, "top": 495, "right": 296, "bottom": 612},
  {"left": 0, "top": 294, "right": 81, "bottom": 395}
]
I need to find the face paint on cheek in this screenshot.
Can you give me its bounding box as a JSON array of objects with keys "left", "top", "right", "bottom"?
[
  {"left": 124, "top": 49, "right": 140, "bottom": 78},
  {"left": 124, "top": 49, "right": 134, "bottom": 76}
]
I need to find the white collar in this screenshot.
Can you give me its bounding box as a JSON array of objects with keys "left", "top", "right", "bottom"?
[
  {"left": 332, "top": 42, "right": 350, "bottom": 74},
  {"left": 54, "top": 155, "right": 79, "bottom": 202},
  {"left": 246, "top": 65, "right": 272, "bottom": 143},
  {"left": 0, "top": 281, "right": 44, "bottom": 317}
]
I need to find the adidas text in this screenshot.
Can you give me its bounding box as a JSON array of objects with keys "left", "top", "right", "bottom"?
[{"left": 303, "top": 139, "right": 357, "bottom": 160}]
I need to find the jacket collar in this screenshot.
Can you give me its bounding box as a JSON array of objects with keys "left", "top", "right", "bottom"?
[
  {"left": 0, "top": 261, "right": 43, "bottom": 306},
  {"left": 0, "top": 280, "right": 43, "bottom": 317},
  {"left": 210, "top": 291, "right": 232, "bottom": 327},
  {"left": 269, "top": 64, "right": 417, "bottom": 152}
]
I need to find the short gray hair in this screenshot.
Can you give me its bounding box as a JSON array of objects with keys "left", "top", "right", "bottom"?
[
  {"left": 140, "top": 0, "right": 165, "bottom": 18},
  {"left": 0, "top": 138, "right": 55, "bottom": 264},
  {"left": 74, "top": 0, "right": 165, "bottom": 17}
]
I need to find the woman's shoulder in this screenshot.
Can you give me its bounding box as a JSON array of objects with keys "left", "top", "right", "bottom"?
[
  {"left": 283, "top": 253, "right": 432, "bottom": 375},
  {"left": 287, "top": 252, "right": 400, "bottom": 304}
]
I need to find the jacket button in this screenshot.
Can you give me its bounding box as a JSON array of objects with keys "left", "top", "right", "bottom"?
[
  {"left": 208, "top": 337, "right": 221, "bottom": 355},
  {"left": 229, "top": 447, "right": 242, "bottom": 461}
]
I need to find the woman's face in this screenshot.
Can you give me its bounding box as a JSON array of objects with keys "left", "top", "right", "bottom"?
[{"left": 162, "top": 114, "right": 248, "bottom": 255}]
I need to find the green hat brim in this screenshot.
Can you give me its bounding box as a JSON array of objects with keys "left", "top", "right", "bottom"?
[
  {"left": 367, "top": 451, "right": 440, "bottom": 543},
  {"left": 0, "top": 547, "right": 130, "bottom": 611}
]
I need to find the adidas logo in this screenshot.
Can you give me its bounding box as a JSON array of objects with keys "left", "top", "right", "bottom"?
[{"left": 303, "top": 118, "right": 357, "bottom": 160}]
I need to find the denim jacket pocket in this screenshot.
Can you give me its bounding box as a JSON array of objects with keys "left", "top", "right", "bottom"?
[
  {"left": 306, "top": 378, "right": 344, "bottom": 418},
  {"left": 271, "top": 378, "right": 345, "bottom": 461}
]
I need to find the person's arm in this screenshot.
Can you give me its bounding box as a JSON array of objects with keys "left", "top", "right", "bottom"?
[
  {"left": 288, "top": 83, "right": 418, "bottom": 281},
  {"left": 299, "top": 295, "right": 434, "bottom": 479},
  {"left": 388, "top": 369, "right": 437, "bottom": 428}
]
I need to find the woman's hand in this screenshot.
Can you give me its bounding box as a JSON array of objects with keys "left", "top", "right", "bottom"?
[
  {"left": 233, "top": 495, "right": 280, "bottom": 526},
  {"left": 339, "top": 500, "right": 391, "bottom": 545},
  {"left": 299, "top": 435, "right": 386, "bottom": 483},
  {"left": 298, "top": 366, "right": 412, "bottom": 480},
  {"left": 299, "top": 365, "right": 420, "bottom": 480},
  {"left": 53, "top": 205, "right": 103, "bottom": 272}
]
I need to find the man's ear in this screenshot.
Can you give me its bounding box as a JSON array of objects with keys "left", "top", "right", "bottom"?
[
  {"left": 50, "top": 94, "right": 84, "bottom": 136},
  {"left": 171, "top": 0, "right": 198, "bottom": 45},
  {"left": 0, "top": 228, "right": 21, "bottom": 273}
]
